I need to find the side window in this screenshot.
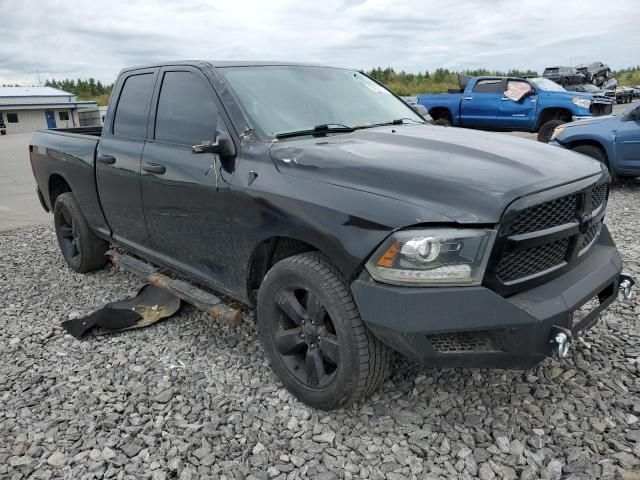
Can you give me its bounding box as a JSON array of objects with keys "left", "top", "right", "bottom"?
[
  {"left": 154, "top": 71, "right": 218, "bottom": 146},
  {"left": 504, "top": 80, "right": 533, "bottom": 101},
  {"left": 113, "top": 73, "right": 155, "bottom": 139},
  {"left": 473, "top": 79, "right": 503, "bottom": 94}
]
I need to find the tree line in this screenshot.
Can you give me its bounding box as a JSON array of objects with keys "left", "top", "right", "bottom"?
[
  {"left": 44, "top": 78, "right": 113, "bottom": 98},
  {"left": 365, "top": 66, "right": 640, "bottom": 96},
  {"left": 4, "top": 66, "right": 638, "bottom": 102}
]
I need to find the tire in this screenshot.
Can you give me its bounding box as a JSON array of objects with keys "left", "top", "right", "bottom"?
[
  {"left": 0, "top": 129, "right": 6, "bottom": 135},
  {"left": 257, "top": 252, "right": 389, "bottom": 410},
  {"left": 537, "top": 119, "right": 565, "bottom": 143},
  {"left": 53, "top": 192, "right": 109, "bottom": 273},
  {"left": 433, "top": 118, "right": 451, "bottom": 127}
]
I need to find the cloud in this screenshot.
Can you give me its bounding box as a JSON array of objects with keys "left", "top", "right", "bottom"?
[{"left": 0, "top": 0, "right": 637, "bottom": 84}]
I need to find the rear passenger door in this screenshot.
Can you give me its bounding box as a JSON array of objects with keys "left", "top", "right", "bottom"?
[
  {"left": 97, "top": 69, "right": 158, "bottom": 250},
  {"left": 140, "top": 67, "right": 237, "bottom": 293},
  {"left": 460, "top": 79, "right": 503, "bottom": 128}
]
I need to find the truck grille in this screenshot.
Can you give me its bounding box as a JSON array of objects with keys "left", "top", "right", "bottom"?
[
  {"left": 509, "top": 195, "right": 576, "bottom": 235},
  {"left": 591, "top": 183, "right": 607, "bottom": 211},
  {"left": 485, "top": 179, "right": 609, "bottom": 295},
  {"left": 496, "top": 238, "right": 569, "bottom": 283},
  {"left": 590, "top": 102, "right": 613, "bottom": 116}
]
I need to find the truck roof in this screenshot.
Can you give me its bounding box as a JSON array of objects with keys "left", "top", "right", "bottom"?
[{"left": 120, "top": 60, "right": 331, "bottom": 73}]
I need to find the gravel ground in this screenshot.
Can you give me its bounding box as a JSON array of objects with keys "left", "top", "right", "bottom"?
[{"left": 1, "top": 181, "right": 640, "bottom": 480}]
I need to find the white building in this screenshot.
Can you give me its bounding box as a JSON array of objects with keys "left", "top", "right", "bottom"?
[
  {"left": 77, "top": 106, "right": 109, "bottom": 127},
  {"left": 0, "top": 86, "right": 97, "bottom": 133}
]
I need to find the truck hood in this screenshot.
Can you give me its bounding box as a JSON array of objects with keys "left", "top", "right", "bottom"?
[
  {"left": 543, "top": 90, "right": 593, "bottom": 101},
  {"left": 270, "top": 125, "right": 603, "bottom": 224},
  {"left": 563, "top": 114, "right": 618, "bottom": 128}
]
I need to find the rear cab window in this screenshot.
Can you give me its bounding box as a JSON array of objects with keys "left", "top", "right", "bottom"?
[{"left": 473, "top": 79, "right": 503, "bottom": 94}]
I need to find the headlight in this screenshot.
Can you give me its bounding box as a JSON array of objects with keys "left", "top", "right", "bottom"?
[
  {"left": 571, "top": 97, "right": 591, "bottom": 109},
  {"left": 365, "top": 228, "right": 496, "bottom": 286},
  {"left": 550, "top": 126, "right": 565, "bottom": 141}
]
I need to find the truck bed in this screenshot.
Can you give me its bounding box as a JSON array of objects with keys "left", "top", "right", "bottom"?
[
  {"left": 30, "top": 127, "right": 110, "bottom": 237},
  {"left": 36, "top": 126, "right": 103, "bottom": 138}
]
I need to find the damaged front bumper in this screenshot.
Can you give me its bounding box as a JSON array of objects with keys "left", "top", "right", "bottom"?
[{"left": 351, "top": 227, "right": 627, "bottom": 369}]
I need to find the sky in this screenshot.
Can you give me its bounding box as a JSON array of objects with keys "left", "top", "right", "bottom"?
[{"left": 1, "top": 0, "right": 638, "bottom": 85}]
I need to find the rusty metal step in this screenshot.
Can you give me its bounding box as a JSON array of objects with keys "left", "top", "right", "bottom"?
[{"left": 107, "top": 250, "right": 242, "bottom": 325}]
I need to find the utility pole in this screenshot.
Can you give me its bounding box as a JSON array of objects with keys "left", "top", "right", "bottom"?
[{"left": 35, "top": 62, "right": 41, "bottom": 86}]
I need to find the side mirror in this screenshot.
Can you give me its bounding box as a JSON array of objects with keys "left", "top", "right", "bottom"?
[
  {"left": 411, "top": 104, "right": 431, "bottom": 120},
  {"left": 192, "top": 132, "right": 236, "bottom": 156}
]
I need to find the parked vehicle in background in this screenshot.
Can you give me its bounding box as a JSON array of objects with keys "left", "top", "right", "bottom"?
[
  {"left": 417, "top": 75, "right": 613, "bottom": 142},
  {"left": 616, "top": 87, "right": 634, "bottom": 104},
  {"left": 575, "top": 62, "right": 611, "bottom": 87},
  {"left": 633, "top": 87, "right": 640, "bottom": 99},
  {"left": 565, "top": 83, "right": 616, "bottom": 102},
  {"left": 0, "top": 117, "right": 6, "bottom": 135},
  {"left": 28, "top": 61, "right": 630, "bottom": 409},
  {"left": 543, "top": 66, "right": 585, "bottom": 86},
  {"left": 550, "top": 104, "right": 640, "bottom": 178}
]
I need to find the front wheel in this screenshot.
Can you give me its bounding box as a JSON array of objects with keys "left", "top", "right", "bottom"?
[
  {"left": 257, "top": 252, "right": 389, "bottom": 410},
  {"left": 537, "top": 119, "right": 565, "bottom": 143}
]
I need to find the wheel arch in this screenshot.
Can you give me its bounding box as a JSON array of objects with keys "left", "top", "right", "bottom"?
[
  {"left": 537, "top": 108, "right": 573, "bottom": 129},
  {"left": 564, "top": 139, "right": 613, "bottom": 171},
  {"left": 246, "top": 236, "right": 328, "bottom": 305},
  {"left": 428, "top": 107, "right": 453, "bottom": 122},
  {"left": 48, "top": 173, "right": 72, "bottom": 210}
]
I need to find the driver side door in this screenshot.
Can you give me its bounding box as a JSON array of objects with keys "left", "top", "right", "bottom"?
[{"left": 140, "top": 67, "right": 238, "bottom": 294}]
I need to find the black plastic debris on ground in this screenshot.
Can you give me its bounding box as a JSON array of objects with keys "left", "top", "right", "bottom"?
[{"left": 62, "top": 284, "right": 181, "bottom": 338}]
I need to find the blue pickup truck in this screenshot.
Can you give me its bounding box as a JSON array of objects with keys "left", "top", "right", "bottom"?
[
  {"left": 550, "top": 103, "right": 640, "bottom": 178},
  {"left": 417, "top": 76, "right": 614, "bottom": 142}
]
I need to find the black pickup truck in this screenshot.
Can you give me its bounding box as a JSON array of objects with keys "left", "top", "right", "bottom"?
[{"left": 30, "top": 61, "right": 631, "bottom": 410}]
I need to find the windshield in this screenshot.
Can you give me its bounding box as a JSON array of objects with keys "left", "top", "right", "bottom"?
[
  {"left": 219, "top": 66, "right": 424, "bottom": 138},
  {"left": 530, "top": 77, "right": 566, "bottom": 92}
]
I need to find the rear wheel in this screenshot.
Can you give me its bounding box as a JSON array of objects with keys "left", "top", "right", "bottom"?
[
  {"left": 433, "top": 118, "right": 452, "bottom": 127},
  {"left": 537, "top": 119, "right": 565, "bottom": 143},
  {"left": 257, "top": 252, "right": 389, "bottom": 410},
  {"left": 54, "top": 192, "right": 109, "bottom": 273}
]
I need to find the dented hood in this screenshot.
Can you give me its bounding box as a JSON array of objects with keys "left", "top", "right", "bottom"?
[{"left": 270, "top": 125, "right": 603, "bottom": 224}]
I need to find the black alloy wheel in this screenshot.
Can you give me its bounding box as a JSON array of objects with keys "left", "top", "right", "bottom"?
[
  {"left": 257, "top": 252, "right": 389, "bottom": 410},
  {"left": 271, "top": 285, "right": 339, "bottom": 388},
  {"left": 58, "top": 208, "right": 81, "bottom": 262}
]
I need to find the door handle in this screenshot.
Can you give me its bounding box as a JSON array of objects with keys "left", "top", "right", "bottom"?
[
  {"left": 97, "top": 154, "right": 116, "bottom": 164},
  {"left": 142, "top": 163, "right": 166, "bottom": 174},
  {"left": 501, "top": 97, "right": 510, "bottom": 101},
  {"left": 463, "top": 96, "right": 473, "bottom": 100}
]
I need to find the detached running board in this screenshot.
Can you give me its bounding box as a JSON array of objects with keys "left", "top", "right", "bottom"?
[{"left": 107, "top": 250, "right": 242, "bottom": 325}]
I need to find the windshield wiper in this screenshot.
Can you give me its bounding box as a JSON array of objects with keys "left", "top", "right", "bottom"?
[
  {"left": 275, "top": 123, "right": 355, "bottom": 139},
  {"left": 377, "top": 118, "right": 425, "bottom": 126}
]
